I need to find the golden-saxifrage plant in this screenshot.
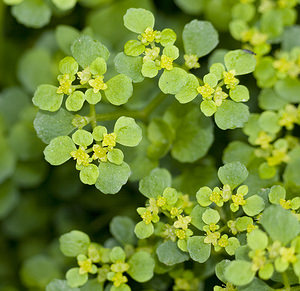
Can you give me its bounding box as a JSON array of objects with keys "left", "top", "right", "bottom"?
[{"left": 1, "top": 0, "right": 300, "bottom": 290}]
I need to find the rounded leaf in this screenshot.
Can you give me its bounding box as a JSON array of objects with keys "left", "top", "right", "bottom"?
[
  {"left": 218, "top": 162, "right": 248, "bottom": 189},
  {"left": 225, "top": 260, "right": 255, "bottom": 286},
  {"left": 187, "top": 236, "right": 211, "bottom": 263},
  {"left": 214, "top": 100, "right": 250, "bottom": 130},
  {"left": 33, "top": 85, "right": 63, "bottom": 112},
  {"left": 123, "top": 8, "right": 155, "bottom": 33},
  {"left": 114, "top": 116, "right": 142, "bottom": 147},
  {"left": 159, "top": 68, "right": 188, "bottom": 95},
  {"left": 44, "top": 136, "right": 76, "bottom": 166},
  {"left": 134, "top": 221, "right": 154, "bottom": 239},
  {"left": 127, "top": 251, "right": 155, "bottom": 282},
  {"left": 156, "top": 241, "right": 189, "bottom": 266},
  {"left": 59, "top": 230, "right": 90, "bottom": 257},
  {"left": 79, "top": 164, "right": 99, "bottom": 185},
  {"left": 105, "top": 74, "right": 133, "bottom": 105},
  {"left": 183, "top": 20, "right": 219, "bottom": 58},
  {"left": 224, "top": 50, "right": 256, "bottom": 75},
  {"left": 95, "top": 162, "right": 131, "bottom": 194},
  {"left": 243, "top": 195, "right": 265, "bottom": 216}
]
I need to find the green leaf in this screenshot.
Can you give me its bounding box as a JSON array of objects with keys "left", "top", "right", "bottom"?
[
  {"left": 18, "top": 48, "right": 55, "bottom": 93},
  {"left": 139, "top": 168, "right": 171, "bottom": 199},
  {"left": 72, "top": 130, "right": 93, "bottom": 148},
  {"left": 71, "top": 35, "right": 109, "bottom": 68},
  {"left": 127, "top": 251, "right": 155, "bottom": 282},
  {"left": 175, "top": 74, "right": 199, "bottom": 104},
  {"left": 123, "top": 8, "right": 155, "bottom": 33},
  {"left": 66, "top": 91, "right": 85, "bottom": 112},
  {"left": 187, "top": 236, "right": 211, "bottom": 263},
  {"left": 59, "top": 57, "right": 78, "bottom": 75},
  {"left": 247, "top": 229, "right": 268, "bottom": 250},
  {"left": 214, "top": 100, "right": 250, "bottom": 130},
  {"left": 218, "top": 162, "right": 248, "bottom": 189},
  {"left": 84, "top": 89, "right": 101, "bottom": 105},
  {"left": 160, "top": 28, "right": 177, "bottom": 47},
  {"left": 158, "top": 68, "right": 188, "bottom": 95},
  {"left": 56, "top": 25, "right": 80, "bottom": 55},
  {"left": 200, "top": 100, "right": 217, "bottom": 117},
  {"left": 282, "top": 25, "right": 300, "bottom": 51},
  {"left": 124, "top": 40, "right": 145, "bottom": 56},
  {"left": 90, "top": 57, "right": 107, "bottom": 76},
  {"left": 134, "top": 221, "right": 154, "bottom": 239},
  {"left": 110, "top": 246, "right": 126, "bottom": 262},
  {"left": 52, "top": 0, "right": 76, "bottom": 10},
  {"left": 107, "top": 149, "right": 124, "bottom": 165},
  {"left": 182, "top": 20, "right": 219, "bottom": 58},
  {"left": 114, "top": 116, "right": 142, "bottom": 147},
  {"left": 174, "top": 0, "right": 204, "bottom": 15},
  {"left": 46, "top": 280, "right": 80, "bottom": 291},
  {"left": 268, "top": 185, "right": 286, "bottom": 204},
  {"left": 110, "top": 216, "right": 136, "bottom": 245},
  {"left": 95, "top": 162, "right": 131, "bottom": 194},
  {"left": 0, "top": 180, "right": 19, "bottom": 219},
  {"left": 258, "top": 88, "right": 288, "bottom": 111},
  {"left": 260, "top": 205, "right": 300, "bottom": 245},
  {"left": 261, "top": 10, "right": 283, "bottom": 39},
  {"left": 92, "top": 126, "right": 107, "bottom": 142},
  {"left": 274, "top": 78, "right": 300, "bottom": 103},
  {"left": 12, "top": 0, "right": 51, "bottom": 28},
  {"left": 33, "top": 85, "right": 63, "bottom": 112},
  {"left": 105, "top": 74, "right": 133, "bottom": 105},
  {"left": 224, "top": 49, "right": 256, "bottom": 75},
  {"left": 215, "top": 259, "right": 231, "bottom": 283},
  {"left": 229, "top": 85, "right": 249, "bottom": 102},
  {"left": 66, "top": 268, "right": 88, "bottom": 288},
  {"left": 243, "top": 195, "right": 265, "bottom": 216},
  {"left": 141, "top": 61, "right": 159, "bottom": 78},
  {"left": 258, "top": 111, "right": 280, "bottom": 134},
  {"left": 202, "top": 208, "right": 220, "bottom": 224},
  {"left": 20, "top": 255, "right": 60, "bottom": 289},
  {"left": 59, "top": 230, "right": 90, "bottom": 257},
  {"left": 225, "top": 260, "right": 255, "bottom": 286},
  {"left": 190, "top": 205, "right": 206, "bottom": 230},
  {"left": 156, "top": 241, "right": 189, "bottom": 266},
  {"left": 171, "top": 108, "right": 214, "bottom": 163},
  {"left": 79, "top": 164, "right": 99, "bottom": 185},
  {"left": 114, "top": 52, "right": 144, "bottom": 83},
  {"left": 0, "top": 139, "right": 16, "bottom": 183},
  {"left": 34, "top": 108, "right": 75, "bottom": 144},
  {"left": 44, "top": 136, "right": 76, "bottom": 166}
]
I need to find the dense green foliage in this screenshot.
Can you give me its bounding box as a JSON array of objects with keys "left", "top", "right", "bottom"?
[{"left": 1, "top": 0, "right": 300, "bottom": 290}]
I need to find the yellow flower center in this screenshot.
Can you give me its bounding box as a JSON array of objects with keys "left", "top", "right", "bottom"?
[
  {"left": 160, "top": 55, "right": 174, "bottom": 70},
  {"left": 57, "top": 74, "right": 74, "bottom": 95},
  {"left": 223, "top": 70, "right": 239, "bottom": 89},
  {"left": 102, "top": 133, "right": 117, "bottom": 148},
  {"left": 77, "top": 68, "right": 91, "bottom": 84},
  {"left": 92, "top": 144, "right": 108, "bottom": 162},
  {"left": 141, "top": 27, "right": 158, "bottom": 44},
  {"left": 232, "top": 193, "right": 246, "bottom": 206},
  {"left": 111, "top": 272, "right": 128, "bottom": 287},
  {"left": 70, "top": 147, "right": 90, "bottom": 166},
  {"left": 197, "top": 83, "right": 215, "bottom": 99},
  {"left": 89, "top": 75, "right": 107, "bottom": 93},
  {"left": 184, "top": 54, "right": 200, "bottom": 69}
]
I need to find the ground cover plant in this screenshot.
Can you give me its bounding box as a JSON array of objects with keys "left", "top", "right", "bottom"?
[{"left": 0, "top": 0, "right": 300, "bottom": 290}]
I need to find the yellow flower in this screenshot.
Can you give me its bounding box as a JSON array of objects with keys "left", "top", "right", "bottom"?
[
  {"left": 223, "top": 70, "right": 239, "bottom": 89},
  {"left": 250, "top": 249, "right": 266, "bottom": 271},
  {"left": 156, "top": 196, "right": 167, "bottom": 207},
  {"left": 160, "top": 55, "right": 173, "bottom": 70},
  {"left": 141, "top": 27, "right": 159, "bottom": 44},
  {"left": 173, "top": 215, "right": 191, "bottom": 230},
  {"left": 89, "top": 76, "right": 107, "bottom": 93},
  {"left": 141, "top": 209, "right": 153, "bottom": 224},
  {"left": 280, "top": 247, "right": 297, "bottom": 264},
  {"left": 77, "top": 68, "right": 91, "bottom": 84},
  {"left": 70, "top": 147, "right": 90, "bottom": 166},
  {"left": 111, "top": 272, "right": 128, "bottom": 287},
  {"left": 102, "top": 133, "right": 117, "bottom": 148},
  {"left": 279, "top": 198, "right": 291, "bottom": 210},
  {"left": 77, "top": 254, "right": 97, "bottom": 275},
  {"left": 184, "top": 54, "right": 200, "bottom": 69},
  {"left": 175, "top": 229, "right": 186, "bottom": 240},
  {"left": 267, "top": 148, "right": 289, "bottom": 166},
  {"left": 209, "top": 223, "right": 220, "bottom": 232},
  {"left": 57, "top": 74, "right": 74, "bottom": 95},
  {"left": 255, "top": 131, "right": 273, "bottom": 149},
  {"left": 197, "top": 83, "right": 215, "bottom": 99},
  {"left": 218, "top": 234, "right": 229, "bottom": 248},
  {"left": 143, "top": 47, "right": 160, "bottom": 62},
  {"left": 231, "top": 193, "right": 246, "bottom": 207},
  {"left": 209, "top": 187, "right": 224, "bottom": 207},
  {"left": 204, "top": 229, "right": 220, "bottom": 246},
  {"left": 214, "top": 87, "right": 228, "bottom": 107},
  {"left": 279, "top": 104, "right": 299, "bottom": 130},
  {"left": 110, "top": 261, "right": 129, "bottom": 273},
  {"left": 92, "top": 144, "right": 108, "bottom": 162},
  {"left": 170, "top": 207, "right": 183, "bottom": 217}
]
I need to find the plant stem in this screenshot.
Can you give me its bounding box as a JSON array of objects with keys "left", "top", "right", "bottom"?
[
  {"left": 0, "top": 1, "right": 4, "bottom": 88},
  {"left": 89, "top": 104, "right": 97, "bottom": 129},
  {"left": 95, "top": 92, "right": 166, "bottom": 122},
  {"left": 282, "top": 272, "right": 290, "bottom": 291}
]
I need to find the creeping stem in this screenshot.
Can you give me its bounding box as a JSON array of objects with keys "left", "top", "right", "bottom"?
[
  {"left": 282, "top": 272, "right": 290, "bottom": 291},
  {"left": 95, "top": 92, "right": 166, "bottom": 122},
  {"left": 89, "top": 104, "right": 97, "bottom": 129}
]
